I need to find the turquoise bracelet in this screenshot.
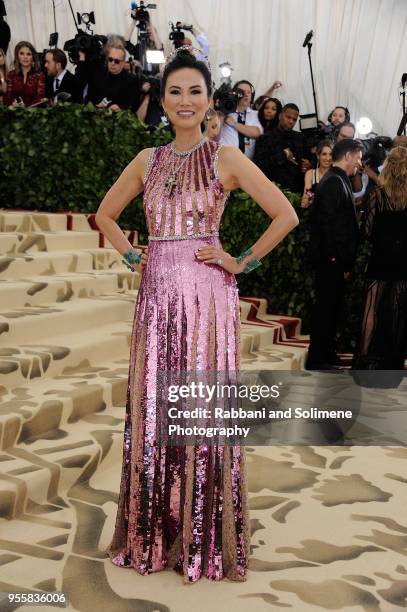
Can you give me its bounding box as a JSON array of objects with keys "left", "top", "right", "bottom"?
[
  {"left": 236, "top": 248, "right": 262, "bottom": 273},
  {"left": 236, "top": 248, "right": 253, "bottom": 264},
  {"left": 243, "top": 258, "right": 262, "bottom": 273},
  {"left": 122, "top": 248, "right": 142, "bottom": 271}
]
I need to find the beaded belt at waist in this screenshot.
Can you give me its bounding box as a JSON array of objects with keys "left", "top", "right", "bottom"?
[{"left": 148, "top": 231, "right": 219, "bottom": 241}]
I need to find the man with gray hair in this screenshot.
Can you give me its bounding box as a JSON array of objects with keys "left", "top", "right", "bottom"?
[{"left": 76, "top": 41, "right": 141, "bottom": 111}]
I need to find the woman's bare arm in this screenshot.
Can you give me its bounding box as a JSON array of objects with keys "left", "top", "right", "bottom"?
[
  {"left": 95, "top": 148, "right": 151, "bottom": 261},
  {"left": 197, "top": 146, "right": 298, "bottom": 274},
  {"left": 219, "top": 146, "right": 299, "bottom": 258},
  {"left": 301, "top": 168, "right": 313, "bottom": 208}
]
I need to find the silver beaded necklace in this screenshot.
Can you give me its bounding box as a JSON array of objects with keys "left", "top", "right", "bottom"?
[{"left": 164, "top": 136, "right": 207, "bottom": 198}]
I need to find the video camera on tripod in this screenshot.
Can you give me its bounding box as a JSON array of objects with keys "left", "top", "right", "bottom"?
[
  {"left": 169, "top": 22, "right": 193, "bottom": 49},
  {"left": 130, "top": 1, "right": 157, "bottom": 38}
]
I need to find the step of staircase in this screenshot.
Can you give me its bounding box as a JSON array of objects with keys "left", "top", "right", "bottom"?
[
  {"left": 0, "top": 248, "right": 127, "bottom": 280},
  {"left": 0, "top": 291, "right": 138, "bottom": 346},
  {"left": 0, "top": 231, "right": 100, "bottom": 254},
  {"left": 0, "top": 269, "right": 140, "bottom": 309},
  {"left": 0, "top": 211, "right": 69, "bottom": 232},
  {"left": 0, "top": 357, "right": 129, "bottom": 451},
  {"left": 0, "top": 402, "right": 125, "bottom": 520},
  {"left": 0, "top": 316, "right": 135, "bottom": 388}
]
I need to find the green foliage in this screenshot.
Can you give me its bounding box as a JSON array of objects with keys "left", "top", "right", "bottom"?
[{"left": 0, "top": 105, "right": 368, "bottom": 350}]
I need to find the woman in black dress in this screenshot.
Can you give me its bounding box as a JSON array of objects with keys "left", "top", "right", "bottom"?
[{"left": 353, "top": 145, "right": 407, "bottom": 369}]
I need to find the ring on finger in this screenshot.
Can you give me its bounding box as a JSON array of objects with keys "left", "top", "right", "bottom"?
[{"left": 217, "top": 258, "right": 223, "bottom": 266}]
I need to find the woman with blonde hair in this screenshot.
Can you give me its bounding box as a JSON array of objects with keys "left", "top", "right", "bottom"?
[
  {"left": 203, "top": 107, "right": 222, "bottom": 141},
  {"left": 353, "top": 145, "right": 407, "bottom": 369},
  {"left": 4, "top": 41, "right": 46, "bottom": 107}
]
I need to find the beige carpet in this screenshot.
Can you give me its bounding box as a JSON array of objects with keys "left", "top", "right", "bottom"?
[{"left": 0, "top": 210, "right": 406, "bottom": 612}]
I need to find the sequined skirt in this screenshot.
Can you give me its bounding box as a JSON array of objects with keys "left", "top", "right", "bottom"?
[{"left": 107, "top": 236, "right": 250, "bottom": 583}]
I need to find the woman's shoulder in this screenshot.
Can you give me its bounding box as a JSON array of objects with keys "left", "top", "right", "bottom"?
[
  {"left": 138, "top": 147, "right": 160, "bottom": 185},
  {"left": 215, "top": 144, "right": 242, "bottom": 163}
]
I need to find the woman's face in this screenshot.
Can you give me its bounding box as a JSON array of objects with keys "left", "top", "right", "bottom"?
[
  {"left": 318, "top": 146, "right": 333, "bottom": 168},
  {"left": 331, "top": 107, "right": 346, "bottom": 126},
  {"left": 206, "top": 116, "right": 220, "bottom": 140},
  {"left": 162, "top": 67, "right": 210, "bottom": 129},
  {"left": 263, "top": 100, "right": 278, "bottom": 121},
  {"left": 18, "top": 46, "right": 33, "bottom": 68}
]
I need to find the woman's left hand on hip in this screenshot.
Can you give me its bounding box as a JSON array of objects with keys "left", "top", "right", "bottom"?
[{"left": 195, "top": 246, "right": 244, "bottom": 274}]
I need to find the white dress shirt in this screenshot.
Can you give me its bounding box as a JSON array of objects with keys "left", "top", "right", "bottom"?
[
  {"left": 219, "top": 107, "right": 263, "bottom": 159},
  {"left": 195, "top": 32, "right": 209, "bottom": 61}
]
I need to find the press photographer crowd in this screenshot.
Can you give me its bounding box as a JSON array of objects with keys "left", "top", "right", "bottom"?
[{"left": 1, "top": 1, "right": 406, "bottom": 370}]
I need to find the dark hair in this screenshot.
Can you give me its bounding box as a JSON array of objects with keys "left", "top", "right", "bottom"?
[
  {"left": 160, "top": 49, "right": 212, "bottom": 98},
  {"left": 253, "top": 94, "right": 268, "bottom": 110},
  {"left": 45, "top": 48, "right": 67, "bottom": 70},
  {"left": 233, "top": 79, "right": 255, "bottom": 104},
  {"left": 332, "top": 138, "right": 362, "bottom": 161},
  {"left": 337, "top": 121, "right": 356, "bottom": 134},
  {"left": 316, "top": 139, "right": 333, "bottom": 156},
  {"left": 363, "top": 136, "right": 392, "bottom": 170},
  {"left": 282, "top": 102, "right": 299, "bottom": 113},
  {"left": 327, "top": 105, "right": 350, "bottom": 124},
  {"left": 258, "top": 97, "right": 282, "bottom": 131}
]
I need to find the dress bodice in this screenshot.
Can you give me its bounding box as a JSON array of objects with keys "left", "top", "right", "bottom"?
[{"left": 143, "top": 138, "right": 230, "bottom": 238}]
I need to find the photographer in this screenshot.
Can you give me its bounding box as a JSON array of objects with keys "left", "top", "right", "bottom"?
[
  {"left": 177, "top": 22, "right": 209, "bottom": 61},
  {"left": 75, "top": 42, "right": 141, "bottom": 111},
  {"left": 334, "top": 121, "right": 356, "bottom": 143},
  {"left": 219, "top": 80, "right": 263, "bottom": 159},
  {"left": 125, "top": 7, "right": 163, "bottom": 75},
  {"left": 136, "top": 75, "right": 163, "bottom": 126},
  {"left": 44, "top": 48, "right": 81, "bottom": 103}
]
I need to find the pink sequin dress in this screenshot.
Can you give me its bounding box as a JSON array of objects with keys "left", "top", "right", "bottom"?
[{"left": 107, "top": 137, "right": 250, "bottom": 583}]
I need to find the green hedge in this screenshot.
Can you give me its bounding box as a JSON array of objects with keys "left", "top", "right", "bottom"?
[{"left": 0, "top": 104, "right": 369, "bottom": 350}]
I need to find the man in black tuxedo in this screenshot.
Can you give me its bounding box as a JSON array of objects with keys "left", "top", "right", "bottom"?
[
  {"left": 306, "top": 138, "right": 362, "bottom": 369},
  {"left": 44, "top": 49, "right": 81, "bottom": 103},
  {"left": 254, "top": 103, "right": 312, "bottom": 193}
]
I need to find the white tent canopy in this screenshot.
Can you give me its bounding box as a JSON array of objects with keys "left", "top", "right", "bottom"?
[{"left": 3, "top": 0, "right": 407, "bottom": 137}]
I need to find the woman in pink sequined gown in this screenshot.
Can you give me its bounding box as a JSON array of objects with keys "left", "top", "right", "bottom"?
[{"left": 95, "top": 50, "right": 298, "bottom": 583}]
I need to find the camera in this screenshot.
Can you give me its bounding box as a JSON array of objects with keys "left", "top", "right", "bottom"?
[
  {"left": 213, "top": 83, "right": 244, "bottom": 115},
  {"left": 169, "top": 22, "right": 193, "bottom": 48},
  {"left": 64, "top": 30, "right": 107, "bottom": 64},
  {"left": 361, "top": 136, "right": 393, "bottom": 170},
  {"left": 142, "top": 75, "right": 160, "bottom": 100},
  {"left": 169, "top": 22, "right": 185, "bottom": 48},
  {"left": 130, "top": 2, "right": 156, "bottom": 35}
]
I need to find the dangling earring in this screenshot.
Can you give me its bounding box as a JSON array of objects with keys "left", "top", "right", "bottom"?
[{"left": 204, "top": 109, "right": 212, "bottom": 121}]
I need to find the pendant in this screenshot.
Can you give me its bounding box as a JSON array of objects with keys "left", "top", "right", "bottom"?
[{"left": 165, "top": 174, "right": 177, "bottom": 198}]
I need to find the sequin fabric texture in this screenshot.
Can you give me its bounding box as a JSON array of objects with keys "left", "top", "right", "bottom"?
[{"left": 107, "top": 138, "right": 251, "bottom": 583}]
